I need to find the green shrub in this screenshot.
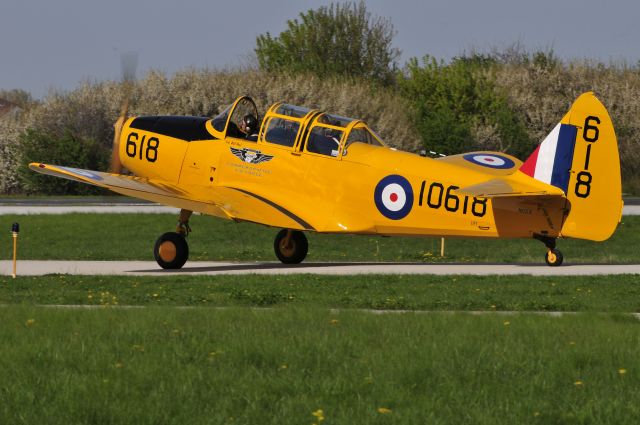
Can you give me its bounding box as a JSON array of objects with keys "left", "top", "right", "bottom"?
[
  {"left": 255, "top": 1, "right": 400, "bottom": 85},
  {"left": 399, "top": 55, "right": 533, "bottom": 158},
  {"left": 18, "top": 129, "right": 109, "bottom": 195}
]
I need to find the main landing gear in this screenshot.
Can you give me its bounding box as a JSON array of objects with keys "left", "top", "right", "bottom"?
[
  {"left": 274, "top": 229, "right": 308, "bottom": 264},
  {"left": 153, "top": 209, "right": 192, "bottom": 269},
  {"left": 153, "top": 212, "right": 309, "bottom": 269},
  {"left": 534, "top": 234, "right": 563, "bottom": 267}
]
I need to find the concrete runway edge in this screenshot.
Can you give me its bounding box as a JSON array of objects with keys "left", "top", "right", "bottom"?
[{"left": 2, "top": 260, "right": 639, "bottom": 276}]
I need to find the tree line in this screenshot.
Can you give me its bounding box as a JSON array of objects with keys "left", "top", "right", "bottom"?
[{"left": 1, "top": 1, "right": 639, "bottom": 195}]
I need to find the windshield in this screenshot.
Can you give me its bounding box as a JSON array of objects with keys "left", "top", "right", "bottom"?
[{"left": 211, "top": 103, "right": 233, "bottom": 132}]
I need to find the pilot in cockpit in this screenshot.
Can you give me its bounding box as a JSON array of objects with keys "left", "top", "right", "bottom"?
[{"left": 240, "top": 114, "right": 259, "bottom": 141}]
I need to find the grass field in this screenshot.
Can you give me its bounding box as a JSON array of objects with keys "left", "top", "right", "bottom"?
[
  {"left": 1, "top": 306, "right": 639, "bottom": 424},
  {"left": 2, "top": 274, "right": 640, "bottom": 312},
  {"left": 2, "top": 211, "right": 639, "bottom": 423},
  {"left": 1, "top": 213, "right": 639, "bottom": 263}
]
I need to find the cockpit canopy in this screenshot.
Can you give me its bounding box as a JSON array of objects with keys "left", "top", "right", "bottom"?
[{"left": 209, "top": 96, "right": 385, "bottom": 158}]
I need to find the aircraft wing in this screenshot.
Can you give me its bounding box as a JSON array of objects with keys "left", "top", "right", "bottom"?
[{"left": 29, "top": 163, "right": 314, "bottom": 230}]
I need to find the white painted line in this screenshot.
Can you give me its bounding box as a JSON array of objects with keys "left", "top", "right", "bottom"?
[
  {"left": 2, "top": 304, "right": 639, "bottom": 320},
  {"left": 1, "top": 205, "right": 639, "bottom": 215},
  {"left": 2, "top": 260, "right": 640, "bottom": 276},
  {"left": 0, "top": 205, "right": 178, "bottom": 214}
]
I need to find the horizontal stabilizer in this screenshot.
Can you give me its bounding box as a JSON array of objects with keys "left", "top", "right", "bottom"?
[{"left": 457, "top": 171, "right": 565, "bottom": 198}]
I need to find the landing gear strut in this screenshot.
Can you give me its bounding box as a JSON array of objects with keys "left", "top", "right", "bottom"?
[
  {"left": 534, "top": 234, "right": 563, "bottom": 267},
  {"left": 274, "top": 229, "right": 308, "bottom": 264},
  {"left": 153, "top": 209, "right": 192, "bottom": 269}
]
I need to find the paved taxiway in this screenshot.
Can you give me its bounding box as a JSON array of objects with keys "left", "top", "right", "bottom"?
[
  {"left": 0, "top": 202, "right": 639, "bottom": 215},
  {"left": 2, "top": 260, "right": 639, "bottom": 276}
]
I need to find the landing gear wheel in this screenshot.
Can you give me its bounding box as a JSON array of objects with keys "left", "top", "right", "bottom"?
[
  {"left": 545, "top": 248, "right": 563, "bottom": 267},
  {"left": 274, "top": 229, "right": 308, "bottom": 264},
  {"left": 154, "top": 232, "right": 189, "bottom": 269}
]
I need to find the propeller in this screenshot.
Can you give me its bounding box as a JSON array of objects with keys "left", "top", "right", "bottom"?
[{"left": 110, "top": 52, "right": 138, "bottom": 174}]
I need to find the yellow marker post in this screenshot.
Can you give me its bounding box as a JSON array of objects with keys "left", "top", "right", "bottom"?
[
  {"left": 440, "top": 237, "right": 445, "bottom": 257},
  {"left": 11, "top": 223, "right": 19, "bottom": 279}
]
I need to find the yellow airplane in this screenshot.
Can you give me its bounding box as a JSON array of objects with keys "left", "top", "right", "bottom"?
[{"left": 30, "top": 92, "right": 622, "bottom": 268}]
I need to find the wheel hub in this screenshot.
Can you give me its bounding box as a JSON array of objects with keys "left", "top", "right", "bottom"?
[
  {"left": 279, "top": 239, "right": 295, "bottom": 257},
  {"left": 158, "top": 241, "right": 177, "bottom": 262}
]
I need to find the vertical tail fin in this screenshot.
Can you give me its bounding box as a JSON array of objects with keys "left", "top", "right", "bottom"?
[{"left": 520, "top": 92, "right": 622, "bottom": 241}]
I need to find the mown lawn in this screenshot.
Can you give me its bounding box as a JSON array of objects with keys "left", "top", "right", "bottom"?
[
  {"left": 2, "top": 274, "right": 640, "bottom": 312},
  {"left": 2, "top": 212, "right": 639, "bottom": 424},
  {"left": 1, "top": 306, "right": 639, "bottom": 424}
]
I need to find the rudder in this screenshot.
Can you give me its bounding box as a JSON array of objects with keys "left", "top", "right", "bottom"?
[{"left": 521, "top": 92, "right": 622, "bottom": 241}]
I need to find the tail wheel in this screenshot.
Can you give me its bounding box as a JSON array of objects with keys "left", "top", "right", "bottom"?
[
  {"left": 274, "top": 229, "right": 308, "bottom": 264},
  {"left": 545, "top": 248, "right": 563, "bottom": 267},
  {"left": 154, "top": 232, "right": 189, "bottom": 269}
]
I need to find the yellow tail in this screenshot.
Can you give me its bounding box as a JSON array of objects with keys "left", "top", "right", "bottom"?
[{"left": 559, "top": 92, "right": 622, "bottom": 240}]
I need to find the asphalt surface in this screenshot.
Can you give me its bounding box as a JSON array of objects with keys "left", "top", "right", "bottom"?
[
  {"left": 1, "top": 199, "right": 638, "bottom": 215},
  {"left": 2, "top": 260, "right": 639, "bottom": 276}
]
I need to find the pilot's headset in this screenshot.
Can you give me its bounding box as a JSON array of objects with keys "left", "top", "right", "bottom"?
[{"left": 242, "top": 114, "right": 258, "bottom": 134}]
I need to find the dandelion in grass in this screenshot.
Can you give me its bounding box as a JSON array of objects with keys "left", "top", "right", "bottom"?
[
  {"left": 618, "top": 368, "right": 627, "bottom": 375},
  {"left": 533, "top": 411, "right": 540, "bottom": 417},
  {"left": 25, "top": 319, "right": 36, "bottom": 327},
  {"left": 114, "top": 362, "right": 123, "bottom": 369},
  {"left": 208, "top": 351, "right": 223, "bottom": 360},
  {"left": 311, "top": 409, "right": 325, "bottom": 423},
  {"left": 279, "top": 364, "right": 288, "bottom": 370},
  {"left": 503, "top": 321, "right": 510, "bottom": 326},
  {"left": 330, "top": 319, "right": 339, "bottom": 325},
  {"left": 377, "top": 407, "right": 392, "bottom": 414},
  {"left": 574, "top": 380, "right": 583, "bottom": 386}
]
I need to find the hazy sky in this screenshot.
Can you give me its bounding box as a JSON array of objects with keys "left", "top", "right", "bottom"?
[{"left": 2, "top": 0, "right": 638, "bottom": 98}]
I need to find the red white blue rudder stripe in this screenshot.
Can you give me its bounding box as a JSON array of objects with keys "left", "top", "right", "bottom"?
[{"left": 520, "top": 123, "right": 577, "bottom": 193}]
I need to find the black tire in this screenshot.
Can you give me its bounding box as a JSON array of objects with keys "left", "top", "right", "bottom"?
[
  {"left": 154, "top": 232, "right": 189, "bottom": 269},
  {"left": 274, "top": 229, "right": 308, "bottom": 264},
  {"left": 545, "top": 248, "right": 563, "bottom": 267}
]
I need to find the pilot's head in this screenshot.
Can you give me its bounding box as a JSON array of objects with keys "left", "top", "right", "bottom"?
[{"left": 241, "top": 114, "right": 258, "bottom": 135}]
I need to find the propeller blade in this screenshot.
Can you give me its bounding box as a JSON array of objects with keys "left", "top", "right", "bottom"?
[{"left": 110, "top": 52, "right": 138, "bottom": 174}]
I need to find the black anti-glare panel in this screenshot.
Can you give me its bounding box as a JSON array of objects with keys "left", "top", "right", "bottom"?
[{"left": 130, "top": 116, "right": 215, "bottom": 141}]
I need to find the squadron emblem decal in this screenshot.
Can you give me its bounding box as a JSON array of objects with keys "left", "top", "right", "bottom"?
[
  {"left": 230, "top": 147, "right": 274, "bottom": 164},
  {"left": 374, "top": 175, "right": 414, "bottom": 220}
]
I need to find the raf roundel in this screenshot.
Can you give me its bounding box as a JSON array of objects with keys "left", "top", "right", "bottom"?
[
  {"left": 463, "top": 153, "right": 515, "bottom": 169},
  {"left": 374, "top": 175, "right": 414, "bottom": 220}
]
